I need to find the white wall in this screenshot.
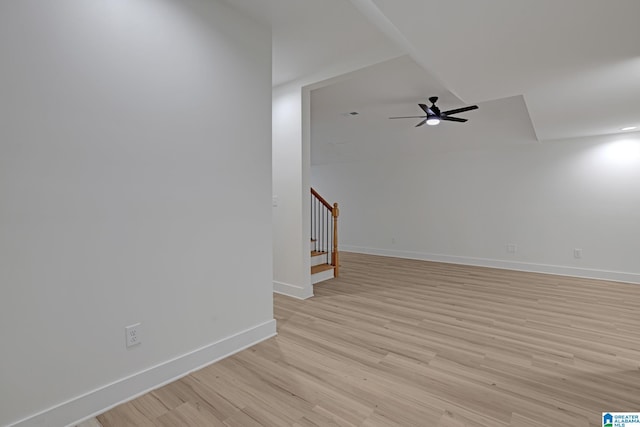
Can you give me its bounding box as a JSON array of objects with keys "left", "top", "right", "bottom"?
[
  {"left": 272, "top": 84, "right": 312, "bottom": 299},
  {"left": 0, "top": 1, "right": 274, "bottom": 425},
  {"left": 312, "top": 132, "right": 640, "bottom": 283},
  {"left": 272, "top": 52, "right": 403, "bottom": 300}
]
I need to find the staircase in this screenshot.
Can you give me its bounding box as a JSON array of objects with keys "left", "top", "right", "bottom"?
[{"left": 310, "top": 188, "right": 339, "bottom": 285}]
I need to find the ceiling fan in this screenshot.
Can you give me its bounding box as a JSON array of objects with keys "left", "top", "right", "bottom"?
[{"left": 389, "top": 96, "right": 478, "bottom": 127}]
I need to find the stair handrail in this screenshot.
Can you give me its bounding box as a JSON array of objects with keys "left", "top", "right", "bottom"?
[
  {"left": 310, "top": 188, "right": 339, "bottom": 277},
  {"left": 311, "top": 187, "right": 332, "bottom": 210}
]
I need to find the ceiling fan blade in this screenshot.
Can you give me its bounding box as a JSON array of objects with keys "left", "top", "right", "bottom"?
[
  {"left": 441, "top": 116, "right": 468, "bottom": 123},
  {"left": 415, "top": 119, "right": 428, "bottom": 127},
  {"left": 389, "top": 116, "right": 427, "bottom": 119},
  {"left": 442, "top": 105, "right": 478, "bottom": 115},
  {"left": 418, "top": 104, "right": 434, "bottom": 115}
]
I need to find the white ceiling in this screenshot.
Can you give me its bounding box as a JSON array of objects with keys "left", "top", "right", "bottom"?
[
  {"left": 310, "top": 56, "right": 538, "bottom": 165},
  {"left": 365, "top": 0, "right": 640, "bottom": 141},
  {"left": 226, "top": 0, "right": 640, "bottom": 148},
  {"left": 223, "top": 0, "right": 401, "bottom": 87}
]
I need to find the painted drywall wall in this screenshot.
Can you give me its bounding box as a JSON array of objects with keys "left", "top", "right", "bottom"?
[
  {"left": 312, "top": 132, "right": 640, "bottom": 283},
  {"left": 272, "top": 83, "right": 312, "bottom": 299},
  {"left": 272, "top": 51, "right": 403, "bottom": 299},
  {"left": 0, "top": 1, "right": 274, "bottom": 425}
]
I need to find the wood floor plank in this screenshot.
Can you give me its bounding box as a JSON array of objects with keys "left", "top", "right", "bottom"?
[
  {"left": 154, "top": 402, "right": 225, "bottom": 427},
  {"left": 98, "top": 252, "right": 640, "bottom": 427}
]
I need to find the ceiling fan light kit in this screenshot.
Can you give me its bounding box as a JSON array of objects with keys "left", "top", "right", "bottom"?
[
  {"left": 426, "top": 116, "right": 440, "bottom": 126},
  {"left": 389, "top": 96, "right": 478, "bottom": 127}
]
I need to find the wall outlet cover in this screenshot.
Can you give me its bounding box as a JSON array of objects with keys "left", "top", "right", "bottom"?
[{"left": 125, "top": 323, "right": 141, "bottom": 348}]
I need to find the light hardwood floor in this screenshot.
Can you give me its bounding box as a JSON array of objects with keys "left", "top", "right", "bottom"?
[{"left": 98, "top": 252, "right": 640, "bottom": 426}]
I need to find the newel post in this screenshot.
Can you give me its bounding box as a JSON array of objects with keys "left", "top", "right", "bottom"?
[{"left": 332, "top": 202, "right": 339, "bottom": 277}]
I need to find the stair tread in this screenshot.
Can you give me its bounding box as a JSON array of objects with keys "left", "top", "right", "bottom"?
[
  {"left": 311, "top": 251, "right": 327, "bottom": 257},
  {"left": 311, "top": 263, "right": 335, "bottom": 274}
]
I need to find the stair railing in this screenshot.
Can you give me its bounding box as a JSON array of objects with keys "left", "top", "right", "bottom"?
[{"left": 310, "top": 188, "right": 339, "bottom": 277}]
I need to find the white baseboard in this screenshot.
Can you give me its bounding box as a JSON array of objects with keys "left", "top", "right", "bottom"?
[
  {"left": 9, "top": 319, "right": 277, "bottom": 427},
  {"left": 273, "top": 280, "right": 314, "bottom": 299},
  {"left": 342, "top": 245, "right": 640, "bottom": 285}
]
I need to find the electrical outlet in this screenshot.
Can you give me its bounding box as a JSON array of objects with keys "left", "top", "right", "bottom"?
[
  {"left": 391, "top": 237, "right": 396, "bottom": 244},
  {"left": 574, "top": 248, "right": 583, "bottom": 259},
  {"left": 506, "top": 243, "right": 517, "bottom": 254},
  {"left": 125, "top": 323, "right": 141, "bottom": 348}
]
